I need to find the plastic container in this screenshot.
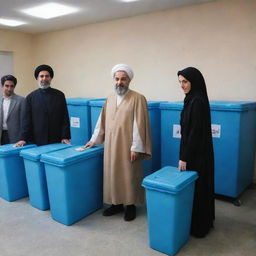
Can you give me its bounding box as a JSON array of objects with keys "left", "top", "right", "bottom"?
[
  {"left": 20, "top": 143, "right": 72, "bottom": 210},
  {"left": 160, "top": 101, "right": 183, "bottom": 168},
  {"left": 160, "top": 101, "right": 256, "bottom": 200},
  {"left": 66, "top": 98, "right": 104, "bottom": 145},
  {"left": 41, "top": 145, "right": 104, "bottom": 225},
  {"left": 142, "top": 166, "right": 198, "bottom": 256},
  {"left": 89, "top": 100, "right": 163, "bottom": 177},
  {"left": 143, "top": 101, "right": 162, "bottom": 176},
  {"left": 89, "top": 100, "right": 106, "bottom": 132},
  {"left": 0, "top": 144, "right": 36, "bottom": 201},
  {"left": 210, "top": 101, "right": 256, "bottom": 198}
]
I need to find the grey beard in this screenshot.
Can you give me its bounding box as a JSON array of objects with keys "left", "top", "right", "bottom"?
[
  {"left": 115, "top": 85, "right": 129, "bottom": 95},
  {"left": 38, "top": 82, "right": 50, "bottom": 90}
]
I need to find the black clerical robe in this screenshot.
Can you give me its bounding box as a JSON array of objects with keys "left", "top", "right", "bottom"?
[
  {"left": 180, "top": 94, "right": 215, "bottom": 238},
  {"left": 21, "top": 88, "right": 70, "bottom": 146}
]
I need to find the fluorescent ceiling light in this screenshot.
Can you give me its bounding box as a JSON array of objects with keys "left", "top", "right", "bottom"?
[
  {"left": 22, "top": 3, "right": 78, "bottom": 19},
  {"left": 0, "top": 18, "right": 26, "bottom": 27}
]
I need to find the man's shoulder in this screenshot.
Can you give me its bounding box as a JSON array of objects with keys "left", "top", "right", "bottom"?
[
  {"left": 49, "top": 88, "right": 65, "bottom": 97},
  {"left": 129, "top": 90, "right": 147, "bottom": 101},
  {"left": 26, "top": 89, "right": 40, "bottom": 97},
  {"left": 106, "top": 92, "right": 115, "bottom": 99},
  {"left": 50, "top": 87, "right": 64, "bottom": 93},
  {"left": 27, "top": 88, "right": 65, "bottom": 97},
  {"left": 12, "top": 93, "right": 25, "bottom": 101}
]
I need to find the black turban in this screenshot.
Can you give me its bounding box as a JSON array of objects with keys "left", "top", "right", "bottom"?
[
  {"left": 34, "top": 64, "right": 54, "bottom": 79},
  {"left": 1, "top": 74, "right": 17, "bottom": 87}
]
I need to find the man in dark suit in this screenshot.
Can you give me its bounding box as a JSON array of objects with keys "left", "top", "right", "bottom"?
[
  {"left": 0, "top": 75, "right": 25, "bottom": 145},
  {"left": 16, "top": 64, "right": 71, "bottom": 146}
]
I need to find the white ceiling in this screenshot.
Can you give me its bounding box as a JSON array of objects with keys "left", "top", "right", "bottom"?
[{"left": 0, "top": 0, "right": 214, "bottom": 34}]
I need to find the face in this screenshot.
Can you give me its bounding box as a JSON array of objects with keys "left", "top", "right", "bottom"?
[
  {"left": 2, "top": 80, "right": 15, "bottom": 97},
  {"left": 37, "top": 70, "right": 52, "bottom": 88},
  {"left": 114, "top": 71, "right": 130, "bottom": 95},
  {"left": 178, "top": 75, "right": 191, "bottom": 94}
]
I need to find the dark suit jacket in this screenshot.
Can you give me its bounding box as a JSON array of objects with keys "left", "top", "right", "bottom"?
[{"left": 0, "top": 93, "right": 25, "bottom": 144}]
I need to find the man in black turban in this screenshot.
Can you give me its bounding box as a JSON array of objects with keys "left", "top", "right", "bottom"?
[
  {"left": 34, "top": 64, "right": 54, "bottom": 80},
  {"left": 16, "top": 64, "right": 71, "bottom": 146}
]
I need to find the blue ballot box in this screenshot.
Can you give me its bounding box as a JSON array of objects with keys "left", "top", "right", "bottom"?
[
  {"left": 160, "top": 101, "right": 256, "bottom": 200},
  {"left": 66, "top": 98, "right": 104, "bottom": 145},
  {"left": 89, "top": 100, "right": 106, "bottom": 133},
  {"left": 160, "top": 101, "right": 183, "bottom": 168},
  {"left": 89, "top": 100, "right": 162, "bottom": 177},
  {"left": 40, "top": 145, "right": 104, "bottom": 225},
  {"left": 20, "top": 143, "right": 72, "bottom": 210},
  {"left": 210, "top": 101, "right": 256, "bottom": 198},
  {"left": 143, "top": 101, "right": 162, "bottom": 176},
  {"left": 0, "top": 144, "right": 36, "bottom": 201},
  {"left": 142, "top": 166, "right": 198, "bottom": 256}
]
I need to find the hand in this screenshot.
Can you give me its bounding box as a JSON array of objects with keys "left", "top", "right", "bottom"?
[
  {"left": 84, "top": 141, "right": 95, "bottom": 149},
  {"left": 131, "top": 151, "right": 139, "bottom": 162},
  {"left": 14, "top": 140, "right": 26, "bottom": 147},
  {"left": 178, "top": 160, "right": 187, "bottom": 171},
  {"left": 75, "top": 141, "right": 95, "bottom": 152},
  {"left": 61, "top": 139, "right": 71, "bottom": 144}
]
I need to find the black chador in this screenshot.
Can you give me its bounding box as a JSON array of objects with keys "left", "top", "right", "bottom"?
[{"left": 178, "top": 67, "right": 215, "bottom": 238}]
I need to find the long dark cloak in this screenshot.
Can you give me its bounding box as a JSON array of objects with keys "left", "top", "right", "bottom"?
[
  {"left": 21, "top": 87, "right": 70, "bottom": 146},
  {"left": 178, "top": 67, "right": 215, "bottom": 238}
]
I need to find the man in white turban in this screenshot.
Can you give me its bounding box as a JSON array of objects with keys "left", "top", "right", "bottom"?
[{"left": 82, "top": 64, "right": 151, "bottom": 221}]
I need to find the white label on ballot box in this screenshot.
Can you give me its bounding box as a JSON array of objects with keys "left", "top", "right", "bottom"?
[
  {"left": 211, "top": 124, "right": 221, "bottom": 138},
  {"left": 173, "top": 124, "right": 181, "bottom": 138},
  {"left": 71, "top": 117, "right": 80, "bottom": 128},
  {"left": 173, "top": 124, "right": 221, "bottom": 139}
]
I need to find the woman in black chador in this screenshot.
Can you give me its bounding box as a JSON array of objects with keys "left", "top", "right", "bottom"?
[{"left": 177, "top": 67, "right": 215, "bottom": 238}]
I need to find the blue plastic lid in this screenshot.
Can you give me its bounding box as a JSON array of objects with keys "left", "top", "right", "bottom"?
[
  {"left": 147, "top": 101, "right": 161, "bottom": 109},
  {"left": 20, "top": 143, "right": 72, "bottom": 161},
  {"left": 159, "top": 101, "right": 256, "bottom": 112},
  {"left": 40, "top": 145, "right": 104, "bottom": 167},
  {"left": 159, "top": 102, "right": 184, "bottom": 110},
  {"left": 210, "top": 101, "right": 256, "bottom": 111},
  {"left": 0, "top": 144, "right": 37, "bottom": 157},
  {"left": 66, "top": 97, "right": 94, "bottom": 106},
  {"left": 89, "top": 100, "right": 106, "bottom": 107},
  {"left": 142, "top": 166, "right": 198, "bottom": 194}
]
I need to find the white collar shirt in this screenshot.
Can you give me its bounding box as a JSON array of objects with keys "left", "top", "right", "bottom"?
[{"left": 2, "top": 96, "right": 11, "bottom": 130}]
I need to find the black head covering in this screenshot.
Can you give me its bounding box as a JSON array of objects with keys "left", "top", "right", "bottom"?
[
  {"left": 1, "top": 74, "right": 17, "bottom": 87},
  {"left": 177, "top": 67, "right": 208, "bottom": 96},
  {"left": 34, "top": 64, "right": 54, "bottom": 79},
  {"left": 177, "top": 67, "right": 210, "bottom": 108}
]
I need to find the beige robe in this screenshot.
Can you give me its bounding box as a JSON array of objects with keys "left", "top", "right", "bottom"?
[{"left": 95, "top": 90, "right": 151, "bottom": 205}]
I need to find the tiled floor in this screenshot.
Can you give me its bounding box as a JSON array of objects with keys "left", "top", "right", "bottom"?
[{"left": 0, "top": 187, "right": 255, "bottom": 256}]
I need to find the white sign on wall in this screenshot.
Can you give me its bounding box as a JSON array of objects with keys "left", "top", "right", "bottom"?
[
  {"left": 173, "top": 124, "right": 181, "bottom": 138},
  {"left": 71, "top": 117, "right": 80, "bottom": 128}
]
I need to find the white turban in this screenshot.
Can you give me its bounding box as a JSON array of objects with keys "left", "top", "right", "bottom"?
[{"left": 111, "top": 64, "right": 134, "bottom": 80}]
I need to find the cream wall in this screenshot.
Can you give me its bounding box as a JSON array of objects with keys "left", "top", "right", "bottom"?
[
  {"left": 0, "top": 29, "right": 34, "bottom": 96},
  {"left": 32, "top": 0, "right": 256, "bottom": 102},
  {"left": 0, "top": 0, "right": 255, "bottom": 179},
  {"left": 32, "top": 0, "right": 256, "bottom": 180}
]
